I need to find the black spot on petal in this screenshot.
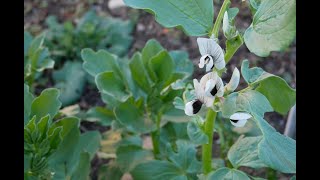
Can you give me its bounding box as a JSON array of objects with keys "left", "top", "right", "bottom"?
[
  {"left": 210, "top": 86, "right": 218, "bottom": 96},
  {"left": 205, "top": 56, "right": 210, "bottom": 61},
  {"left": 230, "top": 119, "right": 239, "bottom": 123},
  {"left": 209, "top": 55, "right": 215, "bottom": 68},
  {"left": 192, "top": 100, "right": 202, "bottom": 114}
]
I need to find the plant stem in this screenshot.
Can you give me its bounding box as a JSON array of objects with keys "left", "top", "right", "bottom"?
[
  {"left": 151, "top": 113, "right": 161, "bottom": 158},
  {"left": 209, "top": 0, "right": 231, "bottom": 38},
  {"left": 202, "top": 108, "right": 217, "bottom": 174}
]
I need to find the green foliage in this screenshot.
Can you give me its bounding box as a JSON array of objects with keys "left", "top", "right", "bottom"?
[
  {"left": 24, "top": 31, "right": 54, "bottom": 86},
  {"left": 82, "top": 39, "right": 193, "bottom": 133},
  {"left": 124, "top": 0, "right": 214, "bottom": 36},
  {"left": 43, "top": 10, "right": 135, "bottom": 105},
  {"left": 52, "top": 61, "right": 86, "bottom": 106},
  {"left": 24, "top": 84, "right": 101, "bottom": 179},
  {"left": 227, "top": 135, "right": 266, "bottom": 169},
  {"left": 221, "top": 89, "right": 296, "bottom": 173},
  {"left": 241, "top": 60, "right": 296, "bottom": 115},
  {"left": 244, "top": 0, "right": 296, "bottom": 57},
  {"left": 187, "top": 116, "right": 208, "bottom": 145},
  {"left": 45, "top": 10, "right": 134, "bottom": 61},
  {"left": 131, "top": 140, "right": 201, "bottom": 180},
  {"left": 206, "top": 167, "right": 250, "bottom": 180}
]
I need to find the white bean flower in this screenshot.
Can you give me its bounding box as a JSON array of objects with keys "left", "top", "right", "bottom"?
[
  {"left": 185, "top": 71, "right": 224, "bottom": 116},
  {"left": 229, "top": 112, "right": 252, "bottom": 127},
  {"left": 225, "top": 67, "right": 240, "bottom": 93},
  {"left": 197, "top": 37, "right": 226, "bottom": 72}
]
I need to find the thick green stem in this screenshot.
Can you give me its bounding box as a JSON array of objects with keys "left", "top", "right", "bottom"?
[
  {"left": 209, "top": 0, "right": 231, "bottom": 38},
  {"left": 151, "top": 113, "right": 161, "bottom": 159},
  {"left": 202, "top": 109, "right": 217, "bottom": 174}
]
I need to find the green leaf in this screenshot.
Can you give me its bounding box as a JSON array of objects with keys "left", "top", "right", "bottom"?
[
  {"left": 248, "top": 0, "right": 261, "bottom": 15},
  {"left": 116, "top": 145, "right": 153, "bottom": 172},
  {"left": 131, "top": 160, "right": 187, "bottom": 180},
  {"left": 225, "top": 33, "right": 243, "bottom": 62},
  {"left": 290, "top": 175, "right": 296, "bottom": 180},
  {"left": 251, "top": 177, "right": 267, "bottom": 180},
  {"left": 100, "top": 92, "right": 121, "bottom": 108},
  {"left": 211, "top": 158, "right": 226, "bottom": 169},
  {"left": 123, "top": 0, "right": 213, "bottom": 36},
  {"left": 221, "top": 90, "right": 273, "bottom": 118},
  {"left": 81, "top": 48, "right": 121, "bottom": 77},
  {"left": 253, "top": 115, "right": 296, "bottom": 173},
  {"left": 160, "top": 122, "right": 189, "bottom": 145},
  {"left": 77, "top": 131, "right": 101, "bottom": 159},
  {"left": 241, "top": 60, "right": 264, "bottom": 84},
  {"left": 49, "top": 118, "right": 100, "bottom": 179},
  {"left": 169, "top": 51, "right": 194, "bottom": 79},
  {"left": 49, "top": 117, "right": 80, "bottom": 138},
  {"left": 70, "top": 152, "right": 90, "bottom": 180},
  {"left": 241, "top": 60, "right": 296, "bottom": 114},
  {"left": 206, "top": 167, "right": 250, "bottom": 180},
  {"left": 148, "top": 50, "right": 174, "bottom": 84},
  {"left": 53, "top": 61, "right": 86, "bottom": 106},
  {"left": 98, "top": 163, "right": 123, "bottom": 180},
  {"left": 117, "top": 135, "right": 142, "bottom": 147},
  {"left": 129, "top": 52, "right": 153, "bottom": 93},
  {"left": 37, "top": 115, "right": 51, "bottom": 141},
  {"left": 24, "top": 32, "right": 54, "bottom": 84},
  {"left": 117, "top": 57, "right": 148, "bottom": 100},
  {"left": 24, "top": 31, "right": 33, "bottom": 56},
  {"left": 30, "top": 88, "right": 61, "bottom": 122},
  {"left": 244, "top": 0, "right": 296, "bottom": 57},
  {"left": 166, "top": 140, "right": 201, "bottom": 174},
  {"left": 141, "top": 39, "right": 164, "bottom": 65},
  {"left": 49, "top": 118, "right": 81, "bottom": 178},
  {"left": 85, "top": 106, "right": 114, "bottom": 126},
  {"left": 95, "top": 16, "right": 134, "bottom": 56},
  {"left": 114, "top": 98, "right": 156, "bottom": 133},
  {"left": 173, "top": 97, "right": 185, "bottom": 110},
  {"left": 187, "top": 117, "right": 208, "bottom": 145},
  {"left": 95, "top": 71, "right": 131, "bottom": 102},
  {"left": 26, "top": 34, "right": 54, "bottom": 71},
  {"left": 48, "top": 126, "right": 63, "bottom": 150},
  {"left": 24, "top": 84, "right": 34, "bottom": 124},
  {"left": 227, "top": 135, "right": 266, "bottom": 168}
]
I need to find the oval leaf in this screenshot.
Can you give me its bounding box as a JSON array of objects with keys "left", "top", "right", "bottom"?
[
  {"left": 244, "top": 0, "right": 296, "bottom": 57},
  {"left": 123, "top": 0, "right": 213, "bottom": 36}
]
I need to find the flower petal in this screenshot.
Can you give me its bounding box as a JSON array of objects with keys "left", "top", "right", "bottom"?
[
  {"left": 197, "top": 37, "right": 225, "bottom": 70},
  {"left": 193, "top": 79, "right": 202, "bottom": 97},
  {"left": 200, "top": 71, "right": 218, "bottom": 88},
  {"left": 230, "top": 112, "right": 252, "bottom": 120},
  {"left": 225, "top": 67, "right": 240, "bottom": 92},
  {"left": 216, "top": 77, "right": 225, "bottom": 97},
  {"left": 204, "top": 96, "right": 215, "bottom": 107},
  {"left": 205, "top": 79, "right": 217, "bottom": 97},
  {"left": 230, "top": 119, "right": 247, "bottom": 127},
  {"left": 185, "top": 99, "right": 202, "bottom": 116},
  {"left": 199, "top": 55, "right": 206, "bottom": 68},
  {"left": 205, "top": 57, "right": 214, "bottom": 72},
  {"left": 197, "top": 38, "right": 209, "bottom": 56}
]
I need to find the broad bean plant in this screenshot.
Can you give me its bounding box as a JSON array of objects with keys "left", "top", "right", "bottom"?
[
  {"left": 85, "top": 0, "right": 295, "bottom": 179},
  {"left": 24, "top": 84, "right": 101, "bottom": 180}
]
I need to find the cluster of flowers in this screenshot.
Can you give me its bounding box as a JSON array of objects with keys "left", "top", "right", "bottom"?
[{"left": 184, "top": 37, "right": 252, "bottom": 127}]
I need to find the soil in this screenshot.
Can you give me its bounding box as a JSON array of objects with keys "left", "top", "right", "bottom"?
[{"left": 24, "top": 0, "right": 296, "bottom": 179}]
